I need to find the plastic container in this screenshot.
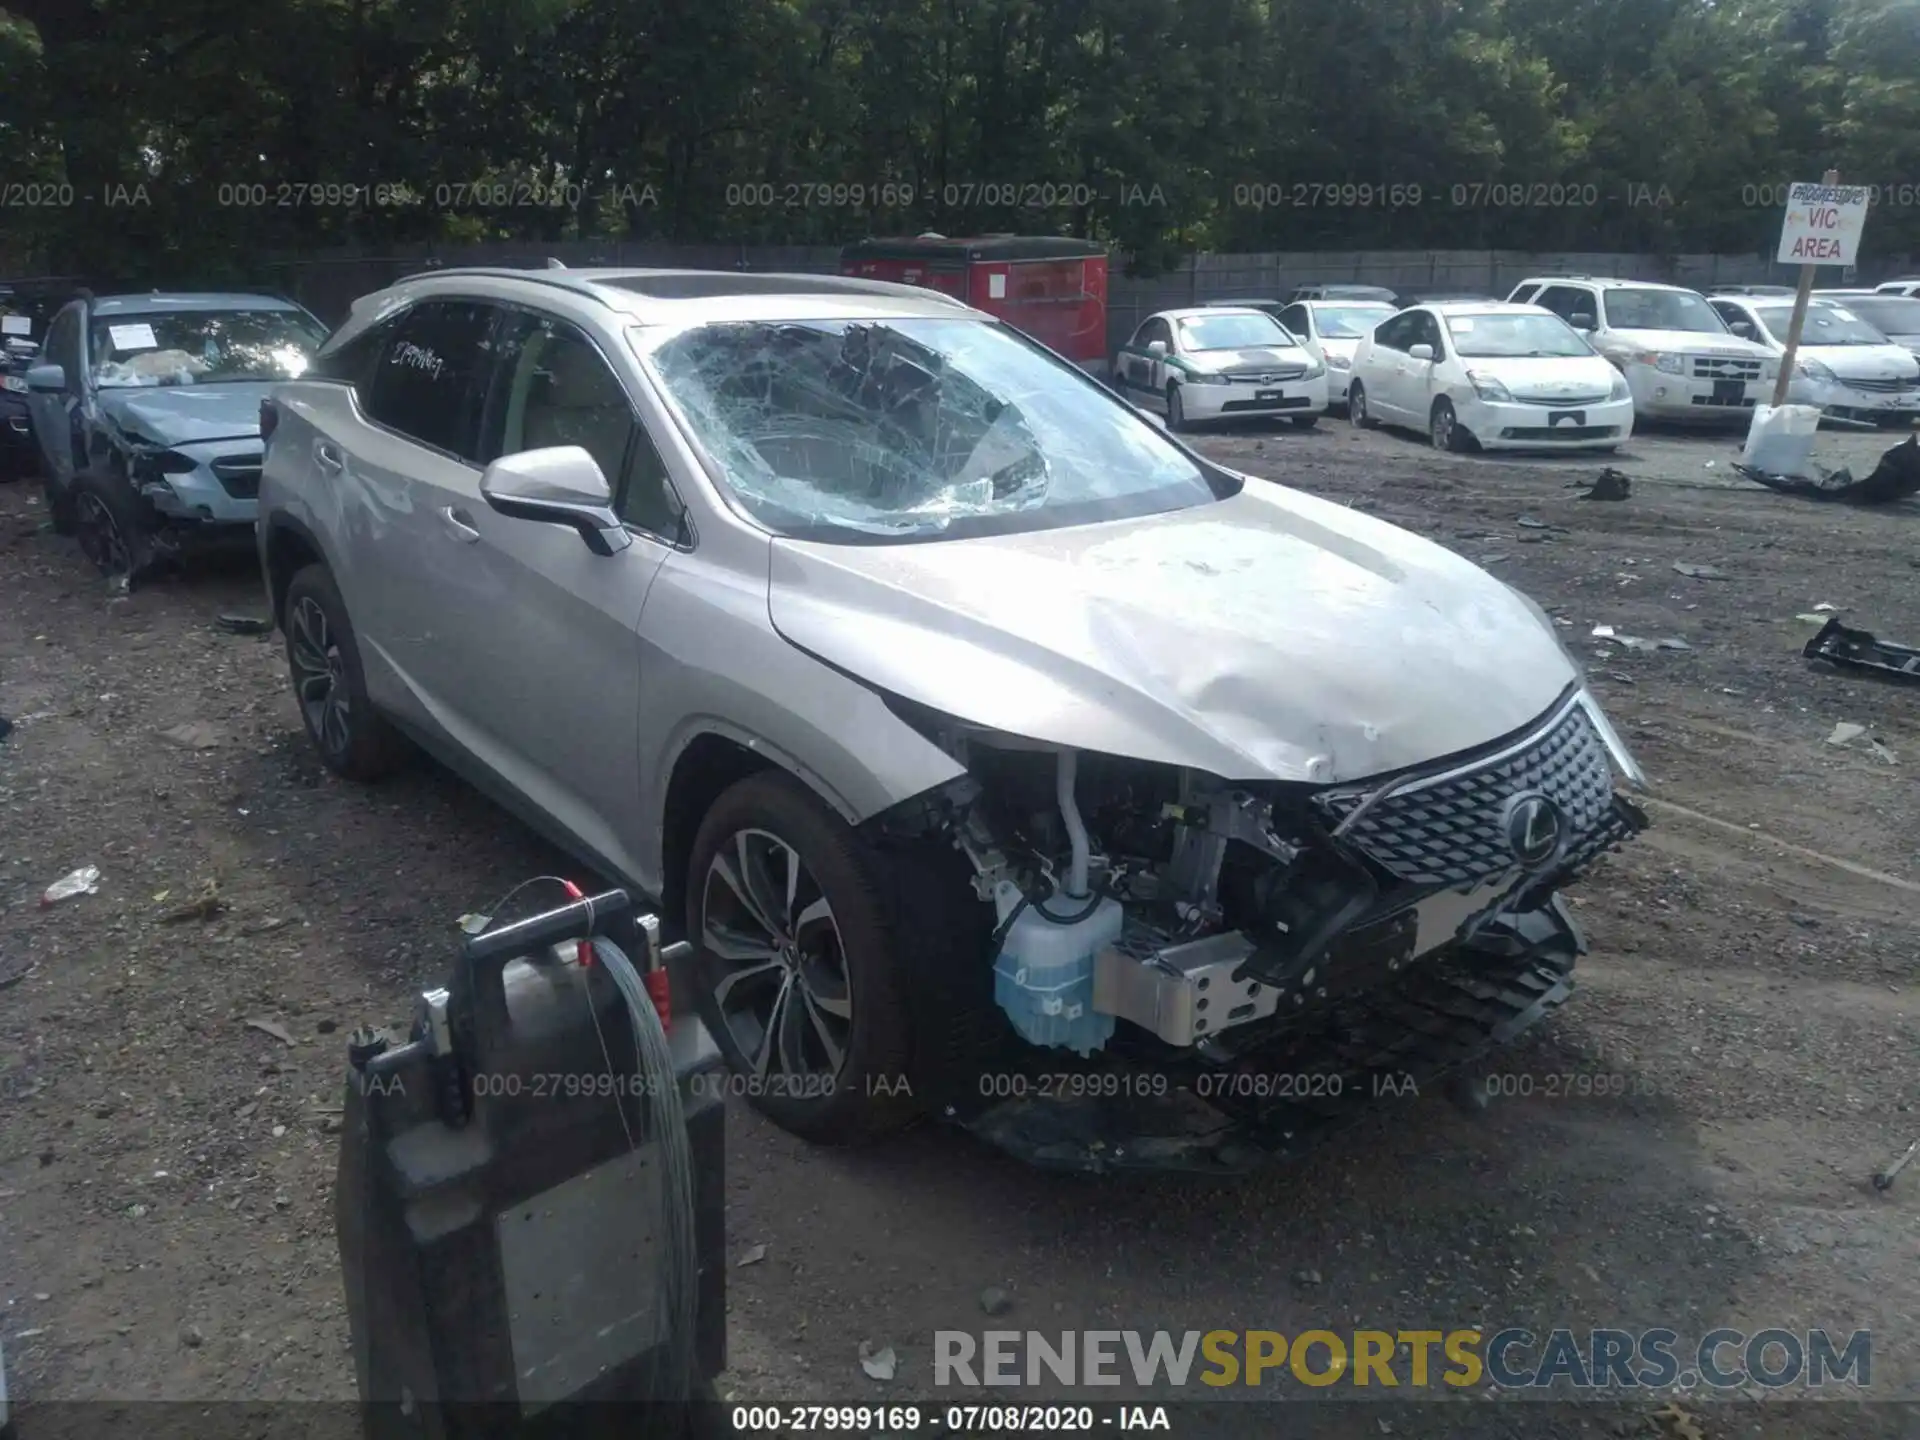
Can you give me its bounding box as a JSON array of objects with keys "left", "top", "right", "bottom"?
[
  {"left": 1741, "top": 403, "right": 1822, "bottom": 478},
  {"left": 991, "top": 879, "right": 1121, "bottom": 1056}
]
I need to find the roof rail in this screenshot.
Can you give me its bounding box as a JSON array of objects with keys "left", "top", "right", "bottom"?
[{"left": 389, "top": 265, "right": 610, "bottom": 301}]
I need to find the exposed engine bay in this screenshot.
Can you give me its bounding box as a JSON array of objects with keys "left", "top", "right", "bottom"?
[{"left": 879, "top": 685, "right": 1649, "bottom": 1080}]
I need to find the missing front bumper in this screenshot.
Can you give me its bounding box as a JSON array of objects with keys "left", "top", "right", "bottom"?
[{"left": 961, "top": 898, "right": 1586, "bottom": 1175}]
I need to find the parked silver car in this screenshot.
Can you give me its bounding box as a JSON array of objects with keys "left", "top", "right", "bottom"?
[
  {"left": 27, "top": 291, "right": 328, "bottom": 577},
  {"left": 258, "top": 266, "right": 1649, "bottom": 1165}
]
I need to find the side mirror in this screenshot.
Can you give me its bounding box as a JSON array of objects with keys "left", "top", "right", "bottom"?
[
  {"left": 26, "top": 362, "right": 65, "bottom": 393},
  {"left": 479, "top": 446, "right": 632, "bottom": 556},
  {"left": 1569, "top": 314, "right": 1596, "bottom": 332},
  {"left": 1146, "top": 340, "right": 1168, "bottom": 358},
  {"left": 1730, "top": 321, "right": 1757, "bottom": 340},
  {"left": 1409, "top": 343, "right": 1435, "bottom": 362}
]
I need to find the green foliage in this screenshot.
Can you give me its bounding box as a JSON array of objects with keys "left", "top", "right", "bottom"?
[{"left": 2, "top": 0, "right": 1915, "bottom": 279}]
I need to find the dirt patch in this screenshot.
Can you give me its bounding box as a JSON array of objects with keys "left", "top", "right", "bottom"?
[{"left": 1, "top": 420, "right": 1917, "bottom": 1434}]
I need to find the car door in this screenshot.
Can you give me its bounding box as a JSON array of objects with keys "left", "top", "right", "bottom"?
[
  {"left": 1711, "top": 300, "right": 1767, "bottom": 348},
  {"left": 333, "top": 297, "right": 502, "bottom": 732},
  {"left": 1404, "top": 311, "right": 1447, "bottom": 417},
  {"left": 412, "top": 306, "right": 680, "bottom": 879},
  {"left": 27, "top": 302, "right": 83, "bottom": 482},
  {"left": 1364, "top": 313, "right": 1418, "bottom": 418},
  {"left": 1279, "top": 303, "right": 1316, "bottom": 354},
  {"left": 1116, "top": 317, "right": 1172, "bottom": 403}
]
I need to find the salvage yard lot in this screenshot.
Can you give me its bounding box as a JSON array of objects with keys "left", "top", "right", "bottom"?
[{"left": 2, "top": 420, "right": 1918, "bottom": 1438}]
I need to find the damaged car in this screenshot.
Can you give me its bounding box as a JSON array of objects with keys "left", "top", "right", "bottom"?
[
  {"left": 258, "top": 266, "right": 1649, "bottom": 1172},
  {"left": 26, "top": 290, "right": 328, "bottom": 577}
]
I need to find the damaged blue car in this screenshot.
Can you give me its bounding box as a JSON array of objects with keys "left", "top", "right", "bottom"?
[{"left": 27, "top": 291, "right": 328, "bottom": 579}]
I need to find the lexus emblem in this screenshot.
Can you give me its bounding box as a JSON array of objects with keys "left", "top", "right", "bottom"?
[{"left": 1503, "top": 793, "right": 1565, "bottom": 870}]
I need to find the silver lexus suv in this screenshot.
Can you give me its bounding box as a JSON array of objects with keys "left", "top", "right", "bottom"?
[{"left": 258, "top": 266, "right": 1649, "bottom": 1170}]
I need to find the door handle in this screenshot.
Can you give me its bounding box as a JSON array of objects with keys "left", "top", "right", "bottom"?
[
  {"left": 313, "top": 440, "right": 344, "bottom": 474},
  {"left": 441, "top": 506, "right": 481, "bottom": 543}
]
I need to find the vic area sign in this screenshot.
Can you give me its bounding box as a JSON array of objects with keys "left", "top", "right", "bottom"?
[{"left": 1776, "top": 182, "right": 1871, "bottom": 266}]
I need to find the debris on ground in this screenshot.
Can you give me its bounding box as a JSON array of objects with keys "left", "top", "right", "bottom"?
[
  {"left": 1826, "top": 723, "right": 1866, "bottom": 747},
  {"left": 1803, "top": 617, "right": 1920, "bottom": 686},
  {"left": 158, "top": 721, "right": 225, "bottom": 750},
  {"left": 1651, "top": 1400, "right": 1706, "bottom": 1440},
  {"left": 1574, "top": 468, "right": 1632, "bottom": 501},
  {"left": 980, "top": 1286, "right": 1012, "bottom": 1316},
  {"left": 858, "top": 1341, "right": 897, "bottom": 1381},
  {"left": 1873, "top": 1138, "right": 1918, "bottom": 1191},
  {"left": 1672, "top": 563, "right": 1729, "bottom": 580},
  {"left": 245, "top": 1018, "right": 297, "bottom": 1047},
  {"left": 456, "top": 912, "right": 492, "bottom": 936},
  {"left": 40, "top": 866, "right": 101, "bottom": 906},
  {"left": 214, "top": 614, "right": 273, "bottom": 636},
  {"left": 1736, "top": 433, "right": 1920, "bottom": 505},
  {"left": 735, "top": 1243, "right": 768, "bottom": 1268},
  {"left": 0, "top": 714, "right": 11, "bottom": 743},
  {"left": 159, "top": 879, "right": 226, "bottom": 924},
  {"left": 1593, "top": 626, "right": 1692, "bottom": 653}
]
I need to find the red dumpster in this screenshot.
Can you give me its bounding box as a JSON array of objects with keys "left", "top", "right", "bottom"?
[{"left": 839, "top": 235, "right": 1110, "bottom": 376}]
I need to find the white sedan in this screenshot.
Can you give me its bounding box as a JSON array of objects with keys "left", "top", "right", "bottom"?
[
  {"left": 1347, "top": 302, "right": 1635, "bottom": 453},
  {"left": 1709, "top": 295, "right": 1920, "bottom": 424},
  {"left": 1275, "top": 298, "right": 1399, "bottom": 405},
  {"left": 1112, "top": 308, "right": 1328, "bottom": 430}
]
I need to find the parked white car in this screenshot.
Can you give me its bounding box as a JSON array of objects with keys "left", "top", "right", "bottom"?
[
  {"left": 1506, "top": 277, "right": 1780, "bottom": 422},
  {"left": 1874, "top": 278, "right": 1920, "bottom": 298},
  {"left": 1346, "top": 302, "right": 1635, "bottom": 453},
  {"left": 1275, "top": 299, "right": 1399, "bottom": 406},
  {"left": 1709, "top": 295, "right": 1920, "bottom": 424},
  {"left": 1112, "top": 308, "right": 1328, "bottom": 429}
]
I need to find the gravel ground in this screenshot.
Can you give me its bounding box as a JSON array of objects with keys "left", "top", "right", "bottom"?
[{"left": 2, "top": 416, "right": 1918, "bottom": 1439}]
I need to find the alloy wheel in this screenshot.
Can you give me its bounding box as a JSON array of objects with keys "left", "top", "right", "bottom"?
[
  {"left": 73, "top": 490, "right": 131, "bottom": 576},
  {"left": 288, "top": 595, "right": 352, "bottom": 758},
  {"left": 1432, "top": 402, "right": 1456, "bottom": 450},
  {"left": 701, "top": 828, "right": 853, "bottom": 1082},
  {"left": 1350, "top": 387, "right": 1369, "bottom": 427}
]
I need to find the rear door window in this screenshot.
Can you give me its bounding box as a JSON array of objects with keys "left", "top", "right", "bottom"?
[{"left": 361, "top": 300, "right": 499, "bottom": 462}]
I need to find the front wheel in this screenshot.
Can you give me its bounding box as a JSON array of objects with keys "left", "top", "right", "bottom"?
[
  {"left": 283, "top": 564, "right": 408, "bottom": 781},
  {"left": 1166, "top": 383, "right": 1188, "bottom": 432},
  {"left": 1349, "top": 382, "right": 1378, "bottom": 429},
  {"left": 1431, "top": 397, "right": 1474, "bottom": 452},
  {"left": 687, "top": 770, "right": 917, "bottom": 1144},
  {"left": 42, "top": 471, "right": 78, "bottom": 535},
  {"left": 70, "top": 467, "right": 155, "bottom": 580}
]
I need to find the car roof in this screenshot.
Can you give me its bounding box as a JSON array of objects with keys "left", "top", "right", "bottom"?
[
  {"left": 1418, "top": 299, "right": 1554, "bottom": 315},
  {"left": 1303, "top": 296, "right": 1396, "bottom": 306},
  {"left": 1203, "top": 297, "right": 1283, "bottom": 306},
  {"left": 383, "top": 266, "right": 977, "bottom": 324},
  {"left": 88, "top": 292, "right": 306, "bottom": 316},
  {"left": 1152, "top": 306, "right": 1285, "bottom": 322},
  {"left": 1524, "top": 276, "right": 1707, "bottom": 293}
]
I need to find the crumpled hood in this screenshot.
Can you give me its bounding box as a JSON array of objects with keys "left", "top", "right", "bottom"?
[
  {"left": 1802, "top": 344, "right": 1920, "bottom": 382},
  {"left": 97, "top": 383, "right": 273, "bottom": 447},
  {"left": 1180, "top": 347, "right": 1311, "bottom": 375},
  {"left": 767, "top": 481, "right": 1578, "bottom": 783}
]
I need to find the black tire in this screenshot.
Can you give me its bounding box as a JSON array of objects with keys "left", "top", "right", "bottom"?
[
  {"left": 1431, "top": 397, "right": 1474, "bottom": 453},
  {"left": 283, "top": 564, "right": 408, "bottom": 782},
  {"left": 1165, "top": 382, "right": 1187, "bottom": 432},
  {"left": 686, "top": 770, "right": 918, "bottom": 1144},
  {"left": 69, "top": 466, "right": 156, "bottom": 580},
  {"left": 1349, "top": 381, "right": 1378, "bottom": 429},
  {"left": 1290, "top": 413, "right": 1320, "bottom": 430},
  {"left": 42, "top": 470, "right": 78, "bottom": 534}
]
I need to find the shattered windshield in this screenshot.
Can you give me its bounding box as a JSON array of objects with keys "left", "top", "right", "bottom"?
[
  {"left": 1177, "top": 313, "right": 1297, "bottom": 351},
  {"left": 89, "top": 309, "right": 329, "bottom": 388},
  {"left": 1601, "top": 288, "right": 1727, "bottom": 334},
  {"left": 639, "top": 317, "right": 1225, "bottom": 542}
]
